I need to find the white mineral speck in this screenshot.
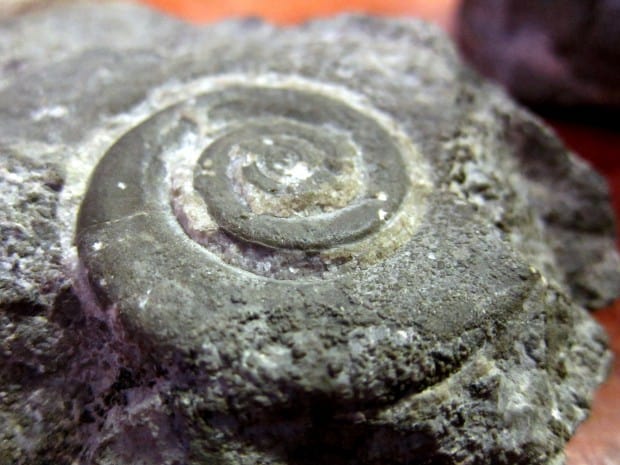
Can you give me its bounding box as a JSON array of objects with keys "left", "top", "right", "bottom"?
[
  {"left": 93, "top": 241, "right": 103, "bottom": 251},
  {"left": 262, "top": 137, "right": 274, "bottom": 145},
  {"left": 31, "top": 105, "right": 68, "bottom": 121},
  {"left": 395, "top": 330, "right": 409, "bottom": 341},
  {"left": 427, "top": 252, "right": 437, "bottom": 260},
  {"left": 117, "top": 182, "right": 127, "bottom": 190},
  {"left": 257, "top": 262, "right": 272, "bottom": 272},
  {"left": 284, "top": 161, "right": 313, "bottom": 181},
  {"left": 139, "top": 289, "right": 152, "bottom": 309},
  {"left": 377, "top": 191, "right": 388, "bottom": 201},
  {"left": 378, "top": 209, "right": 388, "bottom": 220}
]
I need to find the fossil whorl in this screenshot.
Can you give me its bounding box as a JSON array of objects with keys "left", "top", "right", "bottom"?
[{"left": 75, "top": 76, "right": 455, "bottom": 407}]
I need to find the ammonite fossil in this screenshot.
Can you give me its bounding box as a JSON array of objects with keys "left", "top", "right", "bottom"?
[{"left": 0, "top": 3, "right": 619, "bottom": 465}]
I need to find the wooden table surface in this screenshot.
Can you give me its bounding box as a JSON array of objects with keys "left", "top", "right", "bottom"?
[{"left": 137, "top": 2, "right": 620, "bottom": 463}]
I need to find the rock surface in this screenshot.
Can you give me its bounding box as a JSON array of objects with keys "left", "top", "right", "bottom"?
[
  {"left": 457, "top": 0, "right": 620, "bottom": 112},
  {"left": 0, "top": 2, "right": 619, "bottom": 465}
]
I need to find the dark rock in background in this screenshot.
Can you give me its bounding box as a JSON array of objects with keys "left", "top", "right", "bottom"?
[
  {"left": 0, "top": 2, "right": 619, "bottom": 464},
  {"left": 457, "top": 0, "right": 620, "bottom": 117}
]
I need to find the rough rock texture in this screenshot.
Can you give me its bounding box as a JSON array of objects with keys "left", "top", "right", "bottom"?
[
  {"left": 457, "top": 0, "right": 620, "bottom": 112},
  {"left": 0, "top": 2, "right": 619, "bottom": 465}
]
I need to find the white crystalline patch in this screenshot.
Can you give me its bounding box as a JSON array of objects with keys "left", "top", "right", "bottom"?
[
  {"left": 427, "top": 252, "right": 436, "bottom": 260},
  {"left": 31, "top": 105, "right": 68, "bottom": 121},
  {"left": 256, "top": 261, "right": 272, "bottom": 272},
  {"left": 139, "top": 289, "right": 152, "bottom": 310},
  {"left": 200, "top": 158, "right": 215, "bottom": 176},
  {"left": 376, "top": 191, "right": 388, "bottom": 201},
  {"left": 283, "top": 161, "right": 312, "bottom": 181},
  {"left": 117, "top": 182, "right": 127, "bottom": 190},
  {"left": 378, "top": 209, "right": 388, "bottom": 220},
  {"left": 262, "top": 137, "right": 274, "bottom": 146},
  {"left": 92, "top": 242, "right": 103, "bottom": 251},
  {"left": 1, "top": 168, "right": 24, "bottom": 184}
]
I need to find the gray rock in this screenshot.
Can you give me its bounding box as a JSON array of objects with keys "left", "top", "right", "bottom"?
[
  {"left": 0, "top": 0, "right": 72, "bottom": 18},
  {"left": 0, "top": 2, "right": 618, "bottom": 464},
  {"left": 457, "top": 0, "right": 620, "bottom": 112}
]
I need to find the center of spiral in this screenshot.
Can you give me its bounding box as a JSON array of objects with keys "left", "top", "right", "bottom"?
[{"left": 221, "top": 120, "right": 363, "bottom": 219}]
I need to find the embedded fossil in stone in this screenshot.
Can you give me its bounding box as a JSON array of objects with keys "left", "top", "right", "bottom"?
[
  {"left": 1, "top": 3, "right": 619, "bottom": 465},
  {"left": 77, "top": 81, "right": 428, "bottom": 282}
]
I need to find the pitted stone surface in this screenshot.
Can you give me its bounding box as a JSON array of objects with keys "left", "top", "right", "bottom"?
[{"left": 0, "top": 2, "right": 619, "bottom": 465}]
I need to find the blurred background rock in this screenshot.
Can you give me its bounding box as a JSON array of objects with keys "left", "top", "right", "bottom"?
[{"left": 457, "top": 0, "right": 620, "bottom": 125}]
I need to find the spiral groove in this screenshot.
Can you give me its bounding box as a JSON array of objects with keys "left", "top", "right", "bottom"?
[{"left": 78, "top": 78, "right": 429, "bottom": 281}]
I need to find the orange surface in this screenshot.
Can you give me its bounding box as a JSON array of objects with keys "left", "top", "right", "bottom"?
[
  {"left": 139, "top": 0, "right": 457, "bottom": 28},
  {"left": 137, "top": 2, "right": 620, "bottom": 464}
]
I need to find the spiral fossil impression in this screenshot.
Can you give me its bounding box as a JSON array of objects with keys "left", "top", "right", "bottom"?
[
  {"left": 2, "top": 3, "right": 620, "bottom": 465},
  {"left": 193, "top": 87, "right": 409, "bottom": 251},
  {"left": 78, "top": 82, "right": 425, "bottom": 283},
  {"left": 76, "top": 77, "right": 445, "bottom": 405}
]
